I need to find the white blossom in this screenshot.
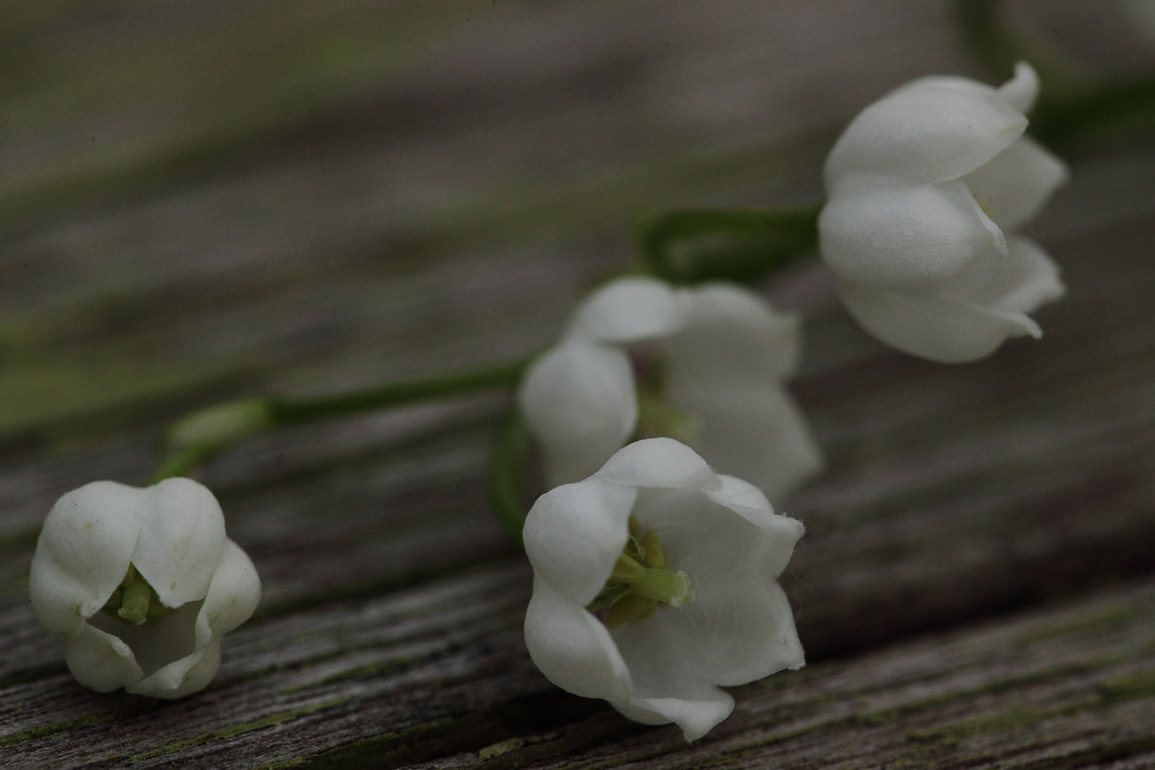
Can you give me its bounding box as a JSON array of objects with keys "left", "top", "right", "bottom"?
[
  {"left": 819, "top": 62, "right": 1068, "bottom": 362},
  {"left": 523, "top": 438, "right": 805, "bottom": 741},
  {"left": 29, "top": 478, "right": 260, "bottom": 698},
  {"left": 518, "top": 277, "right": 822, "bottom": 501}
]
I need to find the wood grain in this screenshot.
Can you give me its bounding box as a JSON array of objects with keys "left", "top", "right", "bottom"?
[{"left": 1, "top": 1, "right": 1153, "bottom": 767}]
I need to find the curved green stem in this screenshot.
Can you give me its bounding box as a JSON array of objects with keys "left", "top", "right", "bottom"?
[
  {"left": 638, "top": 206, "right": 820, "bottom": 285},
  {"left": 150, "top": 356, "right": 531, "bottom": 483}
]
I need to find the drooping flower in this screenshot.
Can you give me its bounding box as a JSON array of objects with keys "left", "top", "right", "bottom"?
[
  {"left": 29, "top": 478, "right": 261, "bottom": 698},
  {"left": 518, "top": 277, "right": 823, "bottom": 501},
  {"left": 818, "top": 62, "right": 1068, "bottom": 362},
  {"left": 522, "top": 438, "right": 805, "bottom": 741}
]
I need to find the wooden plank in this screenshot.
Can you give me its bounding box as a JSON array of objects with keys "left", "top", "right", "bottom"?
[
  {"left": 1, "top": 1, "right": 1154, "bottom": 768},
  {"left": 349, "top": 578, "right": 1155, "bottom": 770},
  {"left": 6, "top": 566, "right": 1154, "bottom": 767}
]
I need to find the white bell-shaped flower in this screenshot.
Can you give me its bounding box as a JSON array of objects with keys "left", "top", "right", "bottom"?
[
  {"left": 819, "top": 62, "right": 1068, "bottom": 362},
  {"left": 518, "top": 277, "right": 822, "bottom": 501},
  {"left": 523, "top": 438, "right": 805, "bottom": 741},
  {"left": 29, "top": 478, "right": 260, "bottom": 698}
]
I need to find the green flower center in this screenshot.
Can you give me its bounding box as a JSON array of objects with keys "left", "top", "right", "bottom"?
[
  {"left": 101, "top": 564, "right": 174, "bottom": 626},
  {"left": 586, "top": 515, "right": 693, "bottom": 629}
]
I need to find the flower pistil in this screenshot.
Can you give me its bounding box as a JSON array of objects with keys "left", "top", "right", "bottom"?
[{"left": 102, "top": 564, "right": 173, "bottom": 626}]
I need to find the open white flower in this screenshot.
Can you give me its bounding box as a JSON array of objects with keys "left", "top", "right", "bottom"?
[
  {"left": 29, "top": 478, "right": 260, "bottom": 699},
  {"left": 518, "top": 277, "right": 822, "bottom": 501},
  {"left": 819, "top": 62, "right": 1068, "bottom": 362},
  {"left": 523, "top": 438, "right": 805, "bottom": 741}
]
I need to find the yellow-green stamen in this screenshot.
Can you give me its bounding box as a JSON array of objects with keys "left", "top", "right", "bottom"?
[{"left": 587, "top": 515, "right": 693, "bottom": 629}]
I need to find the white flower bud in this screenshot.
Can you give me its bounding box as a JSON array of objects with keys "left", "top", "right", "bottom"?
[
  {"left": 29, "top": 478, "right": 260, "bottom": 699},
  {"left": 819, "top": 62, "right": 1068, "bottom": 362}
]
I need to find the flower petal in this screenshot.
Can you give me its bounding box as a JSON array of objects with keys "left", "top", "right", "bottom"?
[
  {"left": 669, "top": 284, "right": 801, "bottom": 388},
  {"left": 836, "top": 277, "right": 1041, "bottom": 363},
  {"left": 61, "top": 623, "right": 143, "bottom": 693},
  {"left": 518, "top": 341, "right": 638, "bottom": 485},
  {"left": 615, "top": 693, "right": 735, "bottom": 743},
  {"left": 566, "top": 277, "right": 678, "bottom": 344},
  {"left": 997, "top": 61, "right": 1040, "bottom": 114},
  {"left": 964, "top": 136, "right": 1069, "bottom": 231},
  {"left": 669, "top": 384, "right": 823, "bottom": 502},
  {"left": 29, "top": 481, "right": 143, "bottom": 635},
  {"left": 704, "top": 474, "right": 776, "bottom": 520},
  {"left": 195, "top": 539, "right": 262, "bottom": 648},
  {"left": 825, "top": 75, "right": 1027, "bottom": 191},
  {"left": 706, "top": 475, "right": 806, "bottom": 571},
  {"left": 819, "top": 180, "right": 1007, "bottom": 294},
  {"left": 594, "top": 438, "right": 721, "bottom": 494},
  {"left": 87, "top": 598, "right": 201, "bottom": 675},
  {"left": 523, "top": 480, "right": 637, "bottom": 604},
  {"left": 685, "top": 580, "right": 805, "bottom": 688},
  {"left": 634, "top": 483, "right": 803, "bottom": 597},
  {"left": 612, "top": 611, "right": 735, "bottom": 741},
  {"left": 524, "top": 579, "right": 632, "bottom": 703},
  {"left": 133, "top": 478, "right": 227, "bottom": 608},
  {"left": 981, "top": 237, "right": 1066, "bottom": 314},
  {"left": 631, "top": 480, "right": 804, "bottom": 687},
  {"left": 128, "top": 642, "right": 221, "bottom": 699}
]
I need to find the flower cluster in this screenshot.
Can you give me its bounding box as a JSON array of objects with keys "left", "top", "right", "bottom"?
[
  {"left": 516, "top": 62, "right": 1066, "bottom": 740},
  {"left": 27, "top": 63, "right": 1066, "bottom": 743},
  {"left": 29, "top": 478, "right": 260, "bottom": 698}
]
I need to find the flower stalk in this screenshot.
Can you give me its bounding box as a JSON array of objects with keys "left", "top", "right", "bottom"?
[
  {"left": 638, "top": 207, "right": 820, "bottom": 285},
  {"left": 152, "top": 357, "right": 531, "bottom": 482}
]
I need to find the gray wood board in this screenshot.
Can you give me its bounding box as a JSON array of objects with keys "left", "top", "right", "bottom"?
[{"left": 2, "top": 1, "right": 1153, "bottom": 767}]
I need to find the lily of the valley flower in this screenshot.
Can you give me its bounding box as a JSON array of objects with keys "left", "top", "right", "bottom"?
[
  {"left": 29, "top": 478, "right": 260, "bottom": 699},
  {"left": 523, "top": 438, "right": 805, "bottom": 741},
  {"left": 518, "top": 277, "right": 822, "bottom": 501},
  {"left": 819, "top": 62, "right": 1067, "bottom": 362}
]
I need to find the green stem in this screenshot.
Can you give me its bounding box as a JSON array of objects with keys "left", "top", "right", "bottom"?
[
  {"left": 490, "top": 412, "right": 531, "bottom": 547},
  {"left": 269, "top": 357, "right": 529, "bottom": 422},
  {"left": 151, "top": 356, "right": 531, "bottom": 483},
  {"left": 638, "top": 206, "right": 820, "bottom": 285}
]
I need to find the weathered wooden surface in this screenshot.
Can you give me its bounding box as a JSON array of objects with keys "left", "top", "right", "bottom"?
[{"left": 2, "top": 1, "right": 1154, "bottom": 768}]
